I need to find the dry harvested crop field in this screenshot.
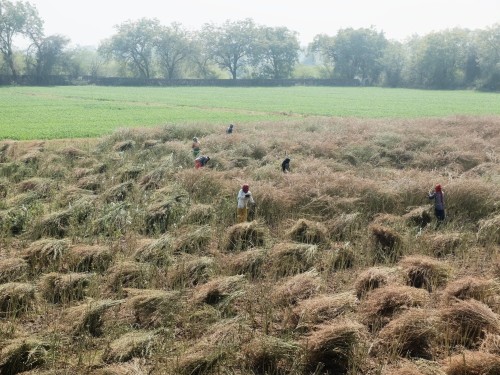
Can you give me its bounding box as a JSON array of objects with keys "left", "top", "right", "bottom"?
[{"left": 0, "top": 115, "right": 500, "bottom": 374}]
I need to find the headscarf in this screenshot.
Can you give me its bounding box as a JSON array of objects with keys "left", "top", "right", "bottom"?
[{"left": 242, "top": 184, "right": 249, "bottom": 193}]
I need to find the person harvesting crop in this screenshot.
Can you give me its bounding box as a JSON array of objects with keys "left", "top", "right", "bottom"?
[
  {"left": 237, "top": 184, "right": 255, "bottom": 223},
  {"left": 428, "top": 184, "right": 445, "bottom": 225}
]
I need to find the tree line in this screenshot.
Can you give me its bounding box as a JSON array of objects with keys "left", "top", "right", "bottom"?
[{"left": 1, "top": 0, "right": 499, "bottom": 90}]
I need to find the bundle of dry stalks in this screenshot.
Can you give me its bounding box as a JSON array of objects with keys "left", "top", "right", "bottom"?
[
  {"left": 290, "top": 292, "right": 358, "bottom": 331},
  {"left": 271, "top": 270, "right": 322, "bottom": 306},
  {"left": 443, "top": 276, "right": 499, "bottom": 307},
  {"left": 480, "top": 333, "right": 500, "bottom": 355},
  {"left": 0, "top": 282, "right": 36, "bottom": 318},
  {"left": 192, "top": 275, "right": 246, "bottom": 309},
  {"left": 354, "top": 266, "right": 401, "bottom": 298},
  {"left": 133, "top": 236, "right": 172, "bottom": 266},
  {"left": 172, "top": 225, "right": 212, "bottom": 254},
  {"left": 38, "top": 272, "right": 95, "bottom": 304},
  {"left": 65, "top": 299, "right": 124, "bottom": 337},
  {"left": 381, "top": 359, "right": 445, "bottom": 375},
  {"left": 168, "top": 256, "right": 215, "bottom": 288},
  {"left": 369, "top": 224, "right": 402, "bottom": 262},
  {"left": 113, "top": 140, "right": 135, "bottom": 152},
  {"left": 59, "top": 146, "right": 86, "bottom": 159},
  {"left": 223, "top": 221, "right": 267, "bottom": 252},
  {"left": 477, "top": 214, "right": 500, "bottom": 244},
  {"left": 31, "top": 209, "right": 72, "bottom": 239},
  {"left": 90, "top": 359, "right": 151, "bottom": 375},
  {"left": 374, "top": 308, "right": 440, "bottom": 360},
  {"left": 16, "top": 177, "right": 54, "bottom": 198},
  {"left": 286, "top": 219, "right": 329, "bottom": 246},
  {"left": 0, "top": 258, "right": 28, "bottom": 283},
  {"left": 398, "top": 255, "right": 450, "bottom": 291},
  {"left": 421, "top": 232, "right": 463, "bottom": 258},
  {"left": 0, "top": 338, "right": 48, "bottom": 374},
  {"left": 328, "top": 212, "right": 364, "bottom": 241},
  {"left": 267, "top": 242, "right": 319, "bottom": 278},
  {"left": 103, "top": 181, "right": 135, "bottom": 203},
  {"left": 403, "top": 206, "right": 432, "bottom": 229},
  {"left": 439, "top": 299, "right": 500, "bottom": 349},
  {"left": 106, "top": 261, "right": 151, "bottom": 292},
  {"left": 124, "top": 288, "right": 180, "bottom": 328},
  {"left": 173, "top": 344, "right": 226, "bottom": 375},
  {"left": 240, "top": 334, "right": 299, "bottom": 374},
  {"left": 301, "top": 319, "right": 366, "bottom": 375},
  {"left": 65, "top": 245, "right": 112, "bottom": 273},
  {"left": 360, "top": 285, "right": 430, "bottom": 331},
  {"left": 102, "top": 330, "right": 157, "bottom": 363},
  {"left": 224, "top": 249, "right": 266, "bottom": 279},
  {"left": 442, "top": 350, "right": 500, "bottom": 375},
  {"left": 76, "top": 174, "right": 101, "bottom": 191},
  {"left": 22, "top": 238, "right": 70, "bottom": 274},
  {"left": 181, "top": 204, "right": 215, "bottom": 225}
]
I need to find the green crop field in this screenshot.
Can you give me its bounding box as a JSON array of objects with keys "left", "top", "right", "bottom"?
[{"left": 1, "top": 85, "right": 499, "bottom": 140}]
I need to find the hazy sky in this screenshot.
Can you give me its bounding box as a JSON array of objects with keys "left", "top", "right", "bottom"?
[{"left": 24, "top": 0, "right": 500, "bottom": 47}]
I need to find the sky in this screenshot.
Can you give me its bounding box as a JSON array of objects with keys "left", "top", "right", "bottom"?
[{"left": 21, "top": 0, "right": 500, "bottom": 47}]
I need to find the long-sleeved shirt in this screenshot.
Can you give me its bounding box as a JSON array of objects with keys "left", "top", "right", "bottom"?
[
  {"left": 237, "top": 189, "right": 255, "bottom": 208},
  {"left": 428, "top": 191, "right": 445, "bottom": 210}
]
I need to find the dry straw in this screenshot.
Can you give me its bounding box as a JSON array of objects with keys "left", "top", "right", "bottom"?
[
  {"left": 65, "top": 244, "right": 113, "bottom": 273},
  {"left": 224, "top": 248, "right": 266, "bottom": 279},
  {"left": 22, "top": 238, "right": 70, "bottom": 274},
  {"left": 106, "top": 261, "right": 151, "bottom": 292},
  {"left": 286, "top": 219, "right": 329, "bottom": 246},
  {"left": 477, "top": 214, "right": 500, "bottom": 245},
  {"left": 0, "top": 338, "right": 48, "bottom": 374},
  {"left": 301, "top": 319, "right": 366, "bottom": 375},
  {"left": 167, "top": 256, "right": 216, "bottom": 289},
  {"left": 102, "top": 330, "right": 157, "bottom": 363},
  {"left": 0, "top": 282, "right": 36, "bottom": 318},
  {"left": 360, "top": 285, "right": 430, "bottom": 331},
  {"left": 442, "top": 350, "right": 500, "bottom": 375},
  {"left": 442, "top": 276, "right": 499, "bottom": 308},
  {"left": 223, "top": 221, "right": 267, "bottom": 252},
  {"left": 38, "top": 272, "right": 95, "bottom": 304},
  {"left": 271, "top": 270, "right": 322, "bottom": 306},
  {"left": 0, "top": 258, "right": 28, "bottom": 283},
  {"left": 398, "top": 255, "right": 450, "bottom": 292},
  {"left": 192, "top": 275, "right": 246, "bottom": 306},
  {"left": 171, "top": 225, "right": 212, "bottom": 254},
  {"left": 124, "top": 288, "right": 180, "bottom": 328},
  {"left": 354, "top": 266, "right": 401, "bottom": 299},
  {"left": 438, "top": 299, "right": 500, "bottom": 349},
  {"left": 266, "top": 242, "right": 319, "bottom": 278},
  {"left": 374, "top": 308, "right": 441, "bottom": 360},
  {"left": 134, "top": 236, "right": 172, "bottom": 266},
  {"left": 290, "top": 292, "right": 358, "bottom": 331},
  {"left": 65, "top": 299, "right": 124, "bottom": 337}
]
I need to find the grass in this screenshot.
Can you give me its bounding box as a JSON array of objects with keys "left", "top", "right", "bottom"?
[
  {"left": 0, "top": 86, "right": 499, "bottom": 139},
  {"left": 0, "top": 115, "right": 499, "bottom": 374}
]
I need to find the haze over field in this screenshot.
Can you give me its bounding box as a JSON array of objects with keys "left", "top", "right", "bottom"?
[{"left": 23, "top": 0, "right": 500, "bottom": 47}]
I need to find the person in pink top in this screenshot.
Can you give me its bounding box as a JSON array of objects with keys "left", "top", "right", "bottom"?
[{"left": 428, "top": 184, "right": 445, "bottom": 224}]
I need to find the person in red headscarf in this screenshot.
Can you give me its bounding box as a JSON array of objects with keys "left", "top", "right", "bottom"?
[
  {"left": 428, "top": 184, "right": 445, "bottom": 224},
  {"left": 237, "top": 184, "right": 255, "bottom": 223}
]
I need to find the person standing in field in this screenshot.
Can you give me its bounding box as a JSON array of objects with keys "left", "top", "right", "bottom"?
[
  {"left": 192, "top": 137, "right": 201, "bottom": 157},
  {"left": 428, "top": 184, "right": 445, "bottom": 225},
  {"left": 237, "top": 184, "right": 255, "bottom": 223},
  {"left": 195, "top": 155, "right": 210, "bottom": 169},
  {"left": 281, "top": 157, "right": 291, "bottom": 173},
  {"left": 226, "top": 124, "right": 234, "bottom": 134}
]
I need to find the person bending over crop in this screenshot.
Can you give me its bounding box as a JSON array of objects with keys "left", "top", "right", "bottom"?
[{"left": 195, "top": 155, "right": 210, "bottom": 169}]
